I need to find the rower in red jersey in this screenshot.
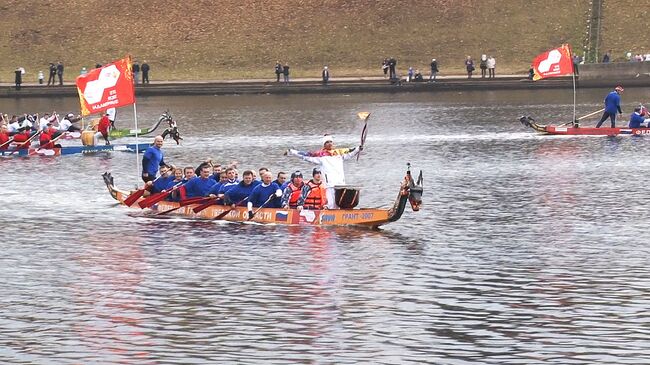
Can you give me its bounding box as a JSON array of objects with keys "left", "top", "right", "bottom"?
[
  {"left": 11, "top": 129, "right": 32, "bottom": 149},
  {"left": 0, "top": 124, "right": 11, "bottom": 150}
]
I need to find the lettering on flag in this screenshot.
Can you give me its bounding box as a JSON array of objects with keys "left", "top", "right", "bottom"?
[
  {"left": 76, "top": 56, "right": 135, "bottom": 116},
  {"left": 532, "top": 44, "right": 574, "bottom": 81}
]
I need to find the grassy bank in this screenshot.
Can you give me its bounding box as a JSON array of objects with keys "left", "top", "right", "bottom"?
[{"left": 0, "top": 0, "right": 592, "bottom": 82}]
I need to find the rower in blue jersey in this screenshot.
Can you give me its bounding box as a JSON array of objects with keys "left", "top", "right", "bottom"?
[
  {"left": 217, "top": 167, "right": 240, "bottom": 195},
  {"left": 224, "top": 170, "right": 257, "bottom": 206},
  {"left": 148, "top": 165, "right": 175, "bottom": 194},
  {"left": 141, "top": 135, "right": 166, "bottom": 182},
  {"left": 596, "top": 86, "right": 624, "bottom": 128},
  {"left": 248, "top": 171, "right": 282, "bottom": 208},
  {"left": 183, "top": 165, "right": 216, "bottom": 198},
  {"left": 628, "top": 107, "right": 646, "bottom": 128}
]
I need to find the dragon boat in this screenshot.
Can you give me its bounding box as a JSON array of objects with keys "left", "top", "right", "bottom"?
[
  {"left": 70, "top": 111, "right": 182, "bottom": 143},
  {"left": 1, "top": 143, "right": 151, "bottom": 158},
  {"left": 101, "top": 165, "right": 423, "bottom": 229},
  {"left": 519, "top": 116, "right": 650, "bottom": 136}
]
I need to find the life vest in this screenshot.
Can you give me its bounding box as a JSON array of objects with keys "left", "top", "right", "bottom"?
[
  {"left": 304, "top": 180, "right": 327, "bottom": 209},
  {"left": 287, "top": 183, "right": 303, "bottom": 208}
]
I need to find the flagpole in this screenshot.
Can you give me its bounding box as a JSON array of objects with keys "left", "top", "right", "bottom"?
[
  {"left": 572, "top": 71, "right": 577, "bottom": 126},
  {"left": 134, "top": 103, "right": 139, "bottom": 184}
]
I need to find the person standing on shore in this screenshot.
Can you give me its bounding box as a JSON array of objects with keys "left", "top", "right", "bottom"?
[
  {"left": 382, "top": 58, "right": 389, "bottom": 78},
  {"left": 132, "top": 60, "right": 140, "bottom": 84},
  {"left": 388, "top": 57, "right": 397, "bottom": 79},
  {"left": 465, "top": 56, "right": 474, "bottom": 79},
  {"left": 479, "top": 55, "right": 487, "bottom": 78},
  {"left": 283, "top": 63, "right": 290, "bottom": 84},
  {"left": 141, "top": 61, "right": 150, "bottom": 84},
  {"left": 322, "top": 66, "right": 330, "bottom": 85},
  {"left": 429, "top": 58, "right": 439, "bottom": 82},
  {"left": 487, "top": 56, "right": 496, "bottom": 78},
  {"left": 595, "top": 86, "right": 624, "bottom": 128},
  {"left": 47, "top": 63, "right": 56, "bottom": 86},
  {"left": 275, "top": 61, "right": 283, "bottom": 82},
  {"left": 56, "top": 61, "right": 64, "bottom": 85},
  {"left": 602, "top": 51, "right": 611, "bottom": 63},
  {"left": 14, "top": 67, "right": 22, "bottom": 90}
]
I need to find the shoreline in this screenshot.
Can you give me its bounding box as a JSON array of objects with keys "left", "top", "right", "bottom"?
[{"left": 1, "top": 73, "right": 648, "bottom": 98}]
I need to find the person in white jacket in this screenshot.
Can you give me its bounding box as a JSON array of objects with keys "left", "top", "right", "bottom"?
[{"left": 286, "top": 135, "right": 362, "bottom": 209}]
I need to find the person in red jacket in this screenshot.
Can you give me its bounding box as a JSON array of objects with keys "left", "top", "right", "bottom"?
[
  {"left": 94, "top": 112, "right": 111, "bottom": 145},
  {"left": 0, "top": 124, "right": 11, "bottom": 150},
  {"left": 38, "top": 126, "right": 62, "bottom": 149},
  {"left": 11, "top": 129, "right": 32, "bottom": 149}
]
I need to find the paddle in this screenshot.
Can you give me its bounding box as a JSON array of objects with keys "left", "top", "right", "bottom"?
[
  {"left": 138, "top": 181, "right": 186, "bottom": 209},
  {"left": 155, "top": 196, "right": 212, "bottom": 215},
  {"left": 0, "top": 138, "right": 14, "bottom": 149},
  {"left": 558, "top": 108, "right": 605, "bottom": 127},
  {"left": 124, "top": 176, "right": 162, "bottom": 207},
  {"left": 211, "top": 196, "right": 250, "bottom": 220},
  {"left": 356, "top": 111, "right": 370, "bottom": 161},
  {"left": 247, "top": 192, "right": 280, "bottom": 220},
  {"left": 6, "top": 130, "right": 42, "bottom": 156},
  {"left": 192, "top": 196, "right": 220, "bottom": 213},
  {"left": 28, "top": 131, "right": 67, "bottom": 156}
]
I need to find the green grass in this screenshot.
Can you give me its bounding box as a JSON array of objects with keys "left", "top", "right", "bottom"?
[{"left": 0, "top": 0, "right": 592, "bottom": 82}]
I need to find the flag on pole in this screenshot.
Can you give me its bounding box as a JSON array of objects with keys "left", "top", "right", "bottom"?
[
  {"left": 531, "top": 44, "right": 574, "bottom": 81},
  {"left": 75, "top": 56, "right": 135, "bottom": 116}
]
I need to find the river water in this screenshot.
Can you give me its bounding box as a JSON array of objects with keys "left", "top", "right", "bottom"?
[{"left": 1, "top": 89, "right": 650, "bottom": 364}]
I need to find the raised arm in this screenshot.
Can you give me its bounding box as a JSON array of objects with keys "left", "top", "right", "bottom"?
[
  {"left": 341, "top": 146, "right": 362, "bottom": 160},
  {"left": 287, "top": 148, "right": 322, "bottom": 164}
]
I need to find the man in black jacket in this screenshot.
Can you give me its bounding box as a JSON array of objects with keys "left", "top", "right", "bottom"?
[
  {"left": 47, "top": 63, "right": 56, "bottom": 86},
  {"left": 56, "top": 61, "right": 64, "bottom": 85},
  {"left": 141, "top": 61, "right": 150, "bottom": 84}
]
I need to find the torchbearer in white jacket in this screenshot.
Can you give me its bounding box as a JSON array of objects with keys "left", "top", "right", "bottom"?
[{"left": 286, "top": 134, "right": 362, "bottom": 209}]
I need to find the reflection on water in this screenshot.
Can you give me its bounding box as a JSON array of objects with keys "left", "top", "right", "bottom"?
[{"left": 2, "top": 90, "right": 650, "bottom": 364}]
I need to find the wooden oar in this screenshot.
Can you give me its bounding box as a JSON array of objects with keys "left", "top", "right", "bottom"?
[
  {"left": 247, "top": 193, "right": 278, "bottom": 220},
  {"left": 124, "top": 177, "right": 159, "bottom": 207},
  {"left": 138, "top": 181, "right": 185, "bottom": 209},
  {"left": 0, "top": 138, "right": 14, "bottom": 149},
  {"left": 5, "top": 130, "right": 42, "bottom": 156},
  {"left": 558, "top": 108, "right": 605, "bottom": 127},
  {"left": 193, "top": 196, "right": 220, "bottom": 213},
  {"left": 156, "top": 196, "right": 212, "bottom": 216},
  {"left": 212, "top": 196, "right": 249, "bottom": 220}
]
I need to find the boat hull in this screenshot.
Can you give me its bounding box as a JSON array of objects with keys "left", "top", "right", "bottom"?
[
  {"left": 1, "top": 143, "right": 150, "bottom": 157},
  {"left": 520, "top": 116, "right": 650, "bottom": 136}
]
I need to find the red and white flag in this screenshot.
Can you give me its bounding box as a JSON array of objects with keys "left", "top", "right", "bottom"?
[
  {"left": 532, "top": 44, "right": 574, "bottom": 81},
  {"left": 76, "top": 56, "right": 135, "bottom": 116}
]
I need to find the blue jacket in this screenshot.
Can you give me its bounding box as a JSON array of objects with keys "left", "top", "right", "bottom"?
[
  {"left": 183, "top": 177, "right": 216, "bottom": 198},
  {"left": 249, "top": 182, "right": 282, "bottom": 208},
  {"left": 604, "top": 91, "right": 622, "bottom": 114},
  {"left": 629, "top": 112, "right": 645, "bottom": 128},
  {"left": 224, "top": 181, "right": 256, "bottom": 205},
  {"left": 151, "top": 175, "right": 175, "bottom": 194},
  {"left": 142, "top": 146, "right": 165, "bottom": 176},
  {"left": 217, "top": 179, "right": 239, "bottom": 195}
]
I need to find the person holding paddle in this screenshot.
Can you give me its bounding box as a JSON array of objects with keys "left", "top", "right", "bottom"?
[
  {"left": 248, "top": 171, "right": 282, "bottom": 209},
  {"left": 142, "top": 136, "right": 166, "bottom": 182},
  {"left": 224, "top": 170, "right": 258, "bottom": 207},
  {"left": 0, "top": 124, "right": 11, "bottom": 150},
  {"left": 595, "top": 85, "right": 624, "bottom": 128}
]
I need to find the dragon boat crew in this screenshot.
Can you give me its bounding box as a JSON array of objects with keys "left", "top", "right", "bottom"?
[
  {"left": 141, "top": 136, "right": 166, "bottom": 182},
  {"left": 224, "top": 170, "right": 258, "bottom": 207},
  {"left": 628, "top": 107, "right": 646, "bottom": 128},
  {"left": 183, "top": 165, "right": 216, "bottom": 198},
  {"left": 216, "top": 167, "right": 240, "bottom": 196},
  {"left": 207, "top": 172, "right": 229, "bottom": 204},
  {"left": 248, "top": 171, "right": 282, "bottom": 209},
  {"left": 298, "top": 168, "right": 328, "bottom": 210},
  {"left": 38, "top": 113, "right": 57, "bottom": 132},
  {"left": 280, "top": 171, "right": 305, "bottom": 209},
  {"left": 169, "top": 167, "right": 186, "bottom": 201},
  {"left": 287, "top": 135, "right": 362, "bottom": 209},
  {"left": 11, "top": 129, "right": 32, "bottom": 149}
]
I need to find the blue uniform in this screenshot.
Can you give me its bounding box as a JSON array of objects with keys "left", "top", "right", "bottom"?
[
  {"left": 151, "top": 175, "right": 175, "bottom": 194},
  {"left": 596, "top": 91, "right": 623, "bottom": 128},
  {"left": 218, "top": 179, "right": 239, "bottom": 195},
  {"left": 142, "top": 146, "right": 165, "bottom": 177},
  {"left": 183, "top": 177, "right": 216, "bottom": 198},
  {"left": 249, "top": 182, "right": 282, "bottom": 208},
  {"left": 224, "top": 181, "right": 256, "bottom": 205},
  {"left": 629, "top": 112, "right": 645, "bottom": 128}
]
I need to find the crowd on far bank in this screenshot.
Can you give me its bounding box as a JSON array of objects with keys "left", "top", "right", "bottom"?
[{"left": 11, "top": 60, "right": 152, "bottom": 90}]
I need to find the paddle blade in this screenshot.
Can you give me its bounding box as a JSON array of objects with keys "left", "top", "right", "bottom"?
[
  {"left": 138, "top": 190, "right": 170, "bottom": 208},
  {"left": 357, "top": 112, "right": 371, "bottom": 121},
  {"left": 193, "top": 198, "right": 218, "bottom": 213},
  {"left": 213, "top": 207, "right": 234, "bottom": 220},
  {"left": 124, "top": 188, "right": 146, "bottom": 207}
]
